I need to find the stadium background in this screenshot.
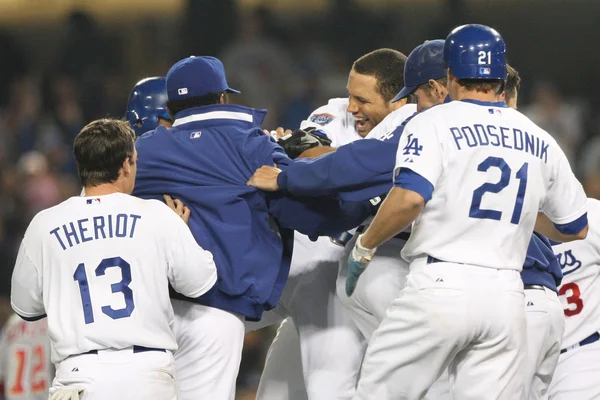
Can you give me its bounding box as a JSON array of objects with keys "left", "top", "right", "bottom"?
[{"left": 0, "top": 0, "right": 597, "bottom": 398}]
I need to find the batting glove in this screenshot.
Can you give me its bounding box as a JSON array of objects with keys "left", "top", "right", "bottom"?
[
  {"left": 50, "top": 387, "right": 84, "bottom": 400},
  {"left": 346, "top": 234, "right": 376, "bottom": 297}
]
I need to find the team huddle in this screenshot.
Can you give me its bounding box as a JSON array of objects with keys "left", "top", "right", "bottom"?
[{"left": 4, "top": 22, "right": 599, "bottom": 400}]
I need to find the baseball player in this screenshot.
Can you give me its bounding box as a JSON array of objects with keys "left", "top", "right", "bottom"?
[
  {"left": 132, "top": 56, "right": 375, "bottom": 400},
  {"left": 10, "top": 118, "right": 218, "bottom": 400},
  {"left": 548, "top": 198, "right": 600, "bottom": 399},
  {"left": 0, "top": 314, "right": 52, "bottom": 400},
  {"left": 346, "top": 24, "right": 588, "bottom": 399},
  {"left": 252, "top": 49, "right": 414, "bottom": 400}
]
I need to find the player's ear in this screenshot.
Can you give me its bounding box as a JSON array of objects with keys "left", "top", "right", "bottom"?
[{"left": 122, "top": 156, "right": 132, "bottom": 177}]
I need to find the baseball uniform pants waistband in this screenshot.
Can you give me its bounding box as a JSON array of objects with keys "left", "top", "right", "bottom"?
[{"left": 82, "top": 345, "right": 166, "bottom": 355}]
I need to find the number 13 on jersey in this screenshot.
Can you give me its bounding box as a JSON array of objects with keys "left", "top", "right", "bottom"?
[{"left": 73, "top": 256, "right": 135, "bottom": 324}]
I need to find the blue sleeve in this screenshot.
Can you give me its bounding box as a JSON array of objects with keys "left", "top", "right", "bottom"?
[
  {"left": 268, "top": 193, "right": 374, "bottom": 238},
  {"left": 554, "top": 213, "right": 588, "bottom": 235},
  {"left": 393, "top": 168, "right": 434, "bottom": 203},
  {"left": 277, "top": 125, "right": 405, "bottom": 199}
]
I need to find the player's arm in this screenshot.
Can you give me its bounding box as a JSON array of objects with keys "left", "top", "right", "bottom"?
[
  {"left": 163, "top": 204, "right": 218, "bottom": 299},
  {"left": 10, "top": 239, "right": 46, "bottom": 321},
  {"left": 248, "top": 127, "right": 403, "bottom": 199},
  {"left": 250, "top": 138, "right": 376, "bottom": 236},
  {"left": 296, "top": 146, "right": 337, "bottom": 159},
  {"left": 539, "top": 145, "right": 588, "bottom": 242}
]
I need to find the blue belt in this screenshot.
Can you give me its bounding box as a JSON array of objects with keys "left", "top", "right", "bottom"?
[
  {"left": 427, "top": 256, "right": 450, "bottom": 264},
  {"left": 560, "top": 332, "right": 600, "bottom": 354},
  {"left": 329, "top": 227, "right": 410, "bottom": 247},
  {"left": 83, "top": 346, "right": 166, "bottom": 355}
]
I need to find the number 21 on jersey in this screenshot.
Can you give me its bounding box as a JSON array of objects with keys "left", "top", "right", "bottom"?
[
  {"left": 469, "top": 156, "right": 529, "bottom": 224},
  {"left": 73, "top": 256, "right": 135, "bottom": 324}
]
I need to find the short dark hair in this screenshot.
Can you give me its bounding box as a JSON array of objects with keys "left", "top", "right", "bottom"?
[
  {"left": 74, "top": 118, "right": 135, "bottom": 187},
  {"left": 450, "top": 71, "right": 503, "bottom": 93},
  {"left": 352, "top": 49, "right": 408, "bottom": 102},
  {"left": 504, "top": 64, "right": 521, "bottom": 102},
  {"left": 166, "top": 91, "right": 228, "bottom": 117}
]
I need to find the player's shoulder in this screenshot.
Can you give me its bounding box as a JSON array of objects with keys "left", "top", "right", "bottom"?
[
  {"left": 25, "top": 197, "right": 78, "bottom": 234},
  {"left": 366, "top": 104, "right": 417, "bottom": 140},
  {"left": 305, "top": 98, "right": 349, "bottom": 126}
]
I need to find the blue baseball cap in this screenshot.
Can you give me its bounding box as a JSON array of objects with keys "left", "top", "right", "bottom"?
[
  {"left": 166, "top": 56, "right": 240, "bottom": 101},
  {"left": 392, "top": 40, "right": 446, "bottom": 102}
]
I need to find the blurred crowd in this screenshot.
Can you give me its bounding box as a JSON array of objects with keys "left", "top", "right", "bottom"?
[{"left": 0, "top": 1, "right": 599, "bottom": 397}]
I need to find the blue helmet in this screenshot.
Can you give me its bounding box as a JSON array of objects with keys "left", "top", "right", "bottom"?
[
  {"left": 443, "top": 24, "right": 506, "bottom": 80},
  {"left": 125, "top": 77, "right": 171, "bottom": 137},
  {"left": 393, "top": 39, "right": 446, "bottom": 102}
]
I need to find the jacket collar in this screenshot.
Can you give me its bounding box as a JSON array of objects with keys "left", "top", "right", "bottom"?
[{"left": 172, "top": 104, "right": 267, "bottom": 129}]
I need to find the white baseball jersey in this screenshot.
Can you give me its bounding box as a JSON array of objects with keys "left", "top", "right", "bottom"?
[
  {"left": 552, "top": 198, "right": 600, "bottom": 349},
  {"left": 365, "top": 104, "right": 418, "bottom": 140},
  {"left": 395, "top": 100, "right": 587, "bottom": 269},
  {"left": 11, "top": 193, "right": 218, "bottom": 363},
  {"left": 0, "top": 314, "right": 52, "bottom": 400},
  {"left": 300, "top": 98, "right": 361, "bottom": 146}
]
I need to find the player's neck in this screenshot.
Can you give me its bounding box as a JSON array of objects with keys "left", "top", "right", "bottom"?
[
  {"left": 453, "top": 89, "right": 499, "bottom": 103},
  {"left": 84, "top": 183, "right": 128, "bottom": 197}
]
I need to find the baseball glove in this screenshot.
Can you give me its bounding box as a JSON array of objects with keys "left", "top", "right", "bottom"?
[{"left": 277, "top": 127, "right": 332, "bottom": 159}]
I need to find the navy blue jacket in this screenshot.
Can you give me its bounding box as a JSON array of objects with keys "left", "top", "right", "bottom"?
[
  {"left": 522, "top": 233, "right": 562, "bottom": 292},
  {"left": 133, "top": 104, "right": 372, "bottom": 320}
]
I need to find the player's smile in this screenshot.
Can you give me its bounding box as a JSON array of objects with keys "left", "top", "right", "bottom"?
[{"left": 355, "top": 116, "right": 370, "bottom": 133}]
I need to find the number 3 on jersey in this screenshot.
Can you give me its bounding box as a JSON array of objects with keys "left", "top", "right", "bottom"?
[
  {"left": 73, "top": 256, "right": 135, "bottom": 324},
  {"left": 559, "top": 282, "right": 584, "bottom": 317},
  {"left": 469, "top": 156, "right": 528, "bottom": 224}
]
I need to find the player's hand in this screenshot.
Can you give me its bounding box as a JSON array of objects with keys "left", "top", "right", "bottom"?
[
  {"left": 346, "top": 234, "right": 376, "bottom": 296},
  {"left": 50, "top": 387, "right": 84, "bottom": 400},
  {"left": 163, "top": 194, "right": 191, "bottom": 224},
  {"left": 269, "top": 127, "right": 293, "bottom": 140},
  {"left": 247, "top": 165, "right": 282, "bottom": 191},
  {"left": 277, "top": 128, "right": 331, "bottom": 159}
]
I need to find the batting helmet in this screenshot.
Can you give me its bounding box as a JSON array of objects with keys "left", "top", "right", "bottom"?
[
  {"left": 125, "top": 77, "right": 171, "bottom": 137},
  {"left": 443, "top": 24, "right": 506, "bottom": 80}
]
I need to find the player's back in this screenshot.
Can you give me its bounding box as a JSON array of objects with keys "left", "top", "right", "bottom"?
[
  {"left": 0, "top": 314, "right": 51, "bottom": 400},
  {"left": 13, "top": 193, "right": 204, "bottom": 363},
  {"left": 400, "top": 99, "right": 586, "bottom": 270},
  {"left": 553, "top": 198, "right": 600, "bottom": 348}
]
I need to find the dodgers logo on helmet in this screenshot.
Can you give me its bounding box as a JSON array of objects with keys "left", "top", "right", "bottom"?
[
  {"left": 443, "top": 24, "right": 507, "bottom": 80},
  {"left": 125, "top": 77, "right": 172, "bottom": 137}
]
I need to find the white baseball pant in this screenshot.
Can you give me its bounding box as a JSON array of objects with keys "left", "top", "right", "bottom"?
[
  {"left": 171, "top": 299, "right": 244, "bottom": 400},
  {"left": 336, "top": 235, "right": 410, "bottom": 339},
  {"left": 354, "top": 259, "right": 526, "bottom": 400},
  {"left": 548, "top": 335, "right": 600, "bottom": 399},
  {"left": 246, "top": 235, "right": 365, "bottom": 400},
  {"left": 256, "top": 318, "right": 308, "bottom": 400},
  {"left": 522, "top": 287, "right": 565, "bottom": 400},
  {"left": 338, "top": 234, "right": 453, "bottom": 400},
  {"left": 50, "top": 347, "right": 176, "bottom": 400}
]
